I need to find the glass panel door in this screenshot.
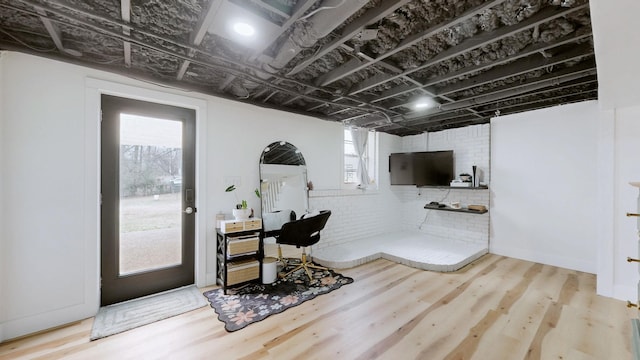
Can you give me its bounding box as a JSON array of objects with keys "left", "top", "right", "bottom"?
[
  {"left": 101, "top": 94, "right": 196, "bottom": 306},
  {"left": 118, "top": 114, "right": 183, "bottom": 275}
]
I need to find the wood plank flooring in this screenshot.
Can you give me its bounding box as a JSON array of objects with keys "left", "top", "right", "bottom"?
[{"left": 0, "top": 254, "right": 634, "bottom": 359}]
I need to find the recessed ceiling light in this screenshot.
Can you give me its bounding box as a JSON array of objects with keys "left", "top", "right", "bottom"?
[
  {"left": 232, "top": 22, "right": 255, "bottom": 37},
  {"left": 414, "top": 97, "right": 437, "bottom": 110}
]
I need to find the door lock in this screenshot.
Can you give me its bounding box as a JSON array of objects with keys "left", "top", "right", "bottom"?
[{"left": 184, "top": 206, "right": 196, "bottom": 214}]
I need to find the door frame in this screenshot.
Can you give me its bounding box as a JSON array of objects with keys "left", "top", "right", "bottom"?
[
  {"left": 85, "top": 78, "right": 208, "bottom": 310},
  {"left": 100, "top": 94, "right": 196, "bottom": 305}
]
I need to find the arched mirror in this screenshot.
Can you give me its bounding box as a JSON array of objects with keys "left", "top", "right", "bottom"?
[{"left": 259, "top": 141, "right": 308, "bottom": 236}]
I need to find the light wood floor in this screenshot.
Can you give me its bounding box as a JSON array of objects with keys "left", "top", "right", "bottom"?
[{"left": 0, "top": 254, "right": 634, "bottom": 359}]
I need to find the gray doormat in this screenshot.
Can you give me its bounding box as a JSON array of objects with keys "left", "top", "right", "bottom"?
[{"left": 91, "top": 285, "right": 207, "bottom": 340}]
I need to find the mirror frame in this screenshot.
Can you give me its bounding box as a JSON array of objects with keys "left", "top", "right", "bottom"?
[{"left": 259, "top": 141, "right": 309, "bottom": 230}]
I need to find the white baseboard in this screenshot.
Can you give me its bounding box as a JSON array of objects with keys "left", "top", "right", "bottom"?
[
  {"left": 1, "top": 302, "right": 97, "bottom": 342},
  {"left": 490, "top": 244, "right": 595, "bottom": 274}
]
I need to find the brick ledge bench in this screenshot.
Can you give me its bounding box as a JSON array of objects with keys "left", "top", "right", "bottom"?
[{"left": 310, "top": 231, "right": 488, "bottom": 272}]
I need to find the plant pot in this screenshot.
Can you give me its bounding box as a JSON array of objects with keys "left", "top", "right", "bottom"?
[{"left": 232, "top": 208, "right": 251, "bottom": 220}]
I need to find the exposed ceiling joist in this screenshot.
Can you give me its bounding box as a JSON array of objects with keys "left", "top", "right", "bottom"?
[
  {"left": 315, "top": 0, "right": 506, "bottom": 87},
  {"left": 439, "top": 70, "right": 595, "bottom": 111},
  {"left": 287, "top": 0, "right": 413, "bottom": 76},
  {"left": 402, "top": 68, "right": 596, "bottom": 124},
  {"left": 352, "top": 3, "right": 589, "bottom": 97},
  {"left": 376, "top": 30, "right": 592, "bottom": 104},
  {"left": 0, "top": 0, "right": 597, "bottom": 136},
  {"left": 437, "top": 45, "right": 594, "bottom": 97}
]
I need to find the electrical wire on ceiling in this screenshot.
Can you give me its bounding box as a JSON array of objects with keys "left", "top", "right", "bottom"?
[
  {"left": 297, "top": 0, "right": 348, "bottom": 21},
  {"left": 0, "top": 28, "right": 56, "bottom": 52}
]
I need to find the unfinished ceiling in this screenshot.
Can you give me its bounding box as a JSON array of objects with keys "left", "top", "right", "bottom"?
[{"left": 0, "top": 0, "right": 597, "bottom": 136}]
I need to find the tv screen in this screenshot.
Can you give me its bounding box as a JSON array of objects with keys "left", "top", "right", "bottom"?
[
  {"left": 389, "top": 151, "right": 454, "bottom": 186},
  {"left": 389, "top": 153, "right": 415, "bottom": 185}
]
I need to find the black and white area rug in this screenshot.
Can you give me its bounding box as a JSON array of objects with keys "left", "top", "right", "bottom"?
[{"left": 204, "top": 261, "right": 354, "bottom": 332}]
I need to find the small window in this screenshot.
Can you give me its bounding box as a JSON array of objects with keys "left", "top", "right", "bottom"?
[{"left": 344, "top": 128, "right": 377, "bottom": 188}]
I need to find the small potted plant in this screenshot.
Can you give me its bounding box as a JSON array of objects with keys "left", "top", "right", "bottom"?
[{"left": 225, "top": 185, "right": 261, "bottom": 220}]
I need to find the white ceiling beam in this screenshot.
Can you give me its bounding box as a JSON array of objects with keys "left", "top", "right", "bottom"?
[
  {"left": 34, "top": 7, "right": 64, "bottom": 51},
  {"left": 249, "top": 0, "right": 317, "bottom": 61},
  {"left": 178, "top": 0, "right": 224, "bottom": 80},
  {"left": 219, "top": 74, "right": 236, "bottom": 91},
  {"left": 121, "top": 0, "right": 131, "bottom": 67},
  {"left": 191, "top": 0, "right": 222, "bottom": 46},
  {"left": 249, "top": 0, "right": 290, "bottom": 19}
]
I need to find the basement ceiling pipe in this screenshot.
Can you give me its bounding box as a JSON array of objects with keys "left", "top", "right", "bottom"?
[
  {"left": 437, "top": 69, "right": 597, "bottom": 112},
  {"left": 262, "top": 0, "right": 369, "bottom": 74}
]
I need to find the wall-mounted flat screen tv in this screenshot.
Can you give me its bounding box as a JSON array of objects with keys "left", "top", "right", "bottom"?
[{"left": 389, "top": 150, "right": 454, "bottom": 186}]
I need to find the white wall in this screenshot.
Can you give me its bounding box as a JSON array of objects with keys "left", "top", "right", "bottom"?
[
  {"left": 0, "top": 51, "right": 346, "bottom": 341},
  {"left": 609, "top": 105, "right": 640, "bottom": 300},
  {"left": 0, "top": 52, "right": 6, "bottom": 342},
  {"left": 589, "top": 0, "right": 640, "bottom": 301},
  {"left": 1, "top": 53, "right": 100, "bottom": 340},
  {"left": 590, "top": 0, "right": 640, "bottom": 110},
  {"left": 490, "top": 101, "right": 599, "bottom": 274}
]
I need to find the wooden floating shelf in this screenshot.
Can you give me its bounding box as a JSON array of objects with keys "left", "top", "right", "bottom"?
[
  {"left": 418, "top": 185, "right": 489, "bottom": 190},
  {"left": 423, "top": 205, "right": 488, "bottom": 214}
]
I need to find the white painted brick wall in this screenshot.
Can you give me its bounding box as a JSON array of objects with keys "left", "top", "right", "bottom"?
[
  {"left": 400, "top": 124, "right": 491, "bottom": 245},
  {"left": 425, "top": 124, "right": 491, "bottom": 184},
  {"left": 393, "top": 187, "right": 490, "bottom": 245},
  {"left": 310, "top": 124, "right": 490, "bottom": 250},
  {"left": 309, "top": 189, "right": 403, "bottom": 250}
]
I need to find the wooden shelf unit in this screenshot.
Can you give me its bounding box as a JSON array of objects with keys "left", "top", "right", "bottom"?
[{"left": 216, "top": 218, "right": 264, "bottom": 294}]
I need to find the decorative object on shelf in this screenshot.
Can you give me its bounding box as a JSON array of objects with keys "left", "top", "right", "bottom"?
[
  {"left": 450, "top": 179, "right": 471, "bottom": 187},
  {"left": 232, "top": 208, "right": 251, "bottom": 220},
  {"left": 204, "top": 259, "right": 353, "bottom": 332},
  {"left": 225, "top": 185, "right": 261, "bottom": 220},
  {"left": 472, "top": 165, "right": 477, "bottom": 187},
  {"left": 468, "top": 204, "right": 487, "bottom": 212},
  {"left": 459, "top": 173, "right": 472, "bottom": 182},
  {"left": 424, "top": 203, "right": 488, "bottom": 214}
]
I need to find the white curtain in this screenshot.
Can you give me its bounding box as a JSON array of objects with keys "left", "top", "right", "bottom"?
[{"left": 350, "top": 127, "right": 370, "bottom": 188}]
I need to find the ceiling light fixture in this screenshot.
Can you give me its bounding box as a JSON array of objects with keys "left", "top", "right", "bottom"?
[
  {"left": 232, "top": 22, "right": 255, "bottom": 37},
  {"left": 414, "top": 97, "right": 437, "bottom": 110}
]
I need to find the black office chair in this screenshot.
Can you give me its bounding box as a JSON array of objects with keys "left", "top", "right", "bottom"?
[{"left": 275, "top": 210, "right": 331, "bottom": 280}]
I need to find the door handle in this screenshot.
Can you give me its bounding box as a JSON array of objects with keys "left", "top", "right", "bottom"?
[{"left": 184, "top": 206, "right": 196, "bottom": 214}]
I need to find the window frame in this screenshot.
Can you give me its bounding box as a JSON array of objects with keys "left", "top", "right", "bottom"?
[{"left": 343, "top": 128, "right": 378, "bottom": 189}]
